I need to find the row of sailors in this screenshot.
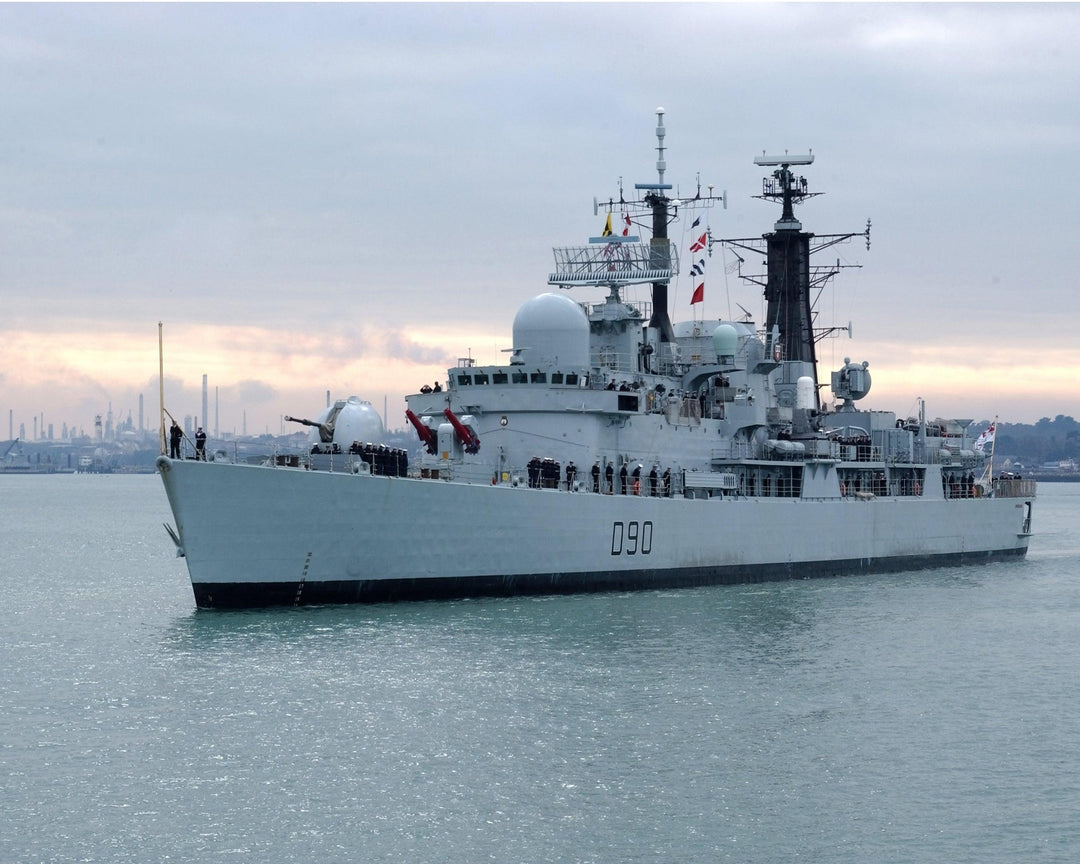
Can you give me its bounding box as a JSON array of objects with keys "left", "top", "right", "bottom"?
[
  {"left": 525, "top": 457, "right": 673, "bottom": 496},
  {"left": 310, "top": 441, "right": 410, "bottom": 477},
  {"left": 945, "top": 472, "right": 979, "bottom": 499},
  {"left": 605, "top": 378, "right": 728, "bottom": 395}
]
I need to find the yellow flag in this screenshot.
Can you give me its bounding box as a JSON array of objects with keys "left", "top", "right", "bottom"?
[{"left": 602, "top": 213, "right": 613, "bottom": 237}]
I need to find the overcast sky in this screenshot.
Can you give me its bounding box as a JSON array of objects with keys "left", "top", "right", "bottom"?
[{"left": 2, "top": 2, "right": 1078, "bottom": 441}]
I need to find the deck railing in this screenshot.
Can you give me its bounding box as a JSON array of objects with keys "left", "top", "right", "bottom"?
[{"left": 994, "top": 477, "right": 1037, "bottom": 498}]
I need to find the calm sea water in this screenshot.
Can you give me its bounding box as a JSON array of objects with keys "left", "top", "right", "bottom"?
[{"left": 2, "top": 475, "right": 1079, "bottom": 863}]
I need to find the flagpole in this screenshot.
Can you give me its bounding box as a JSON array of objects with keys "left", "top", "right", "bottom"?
[
  {"left": 988, "top": 415, "right": 998, "bottom": 489},
  {"left": 159, "top": 321, "right": 166, "bottom": 456}
]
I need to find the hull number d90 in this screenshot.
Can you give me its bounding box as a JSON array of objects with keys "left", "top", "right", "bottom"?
[{"left": 611, "top": 521, "right": 653, "bottom": 556}]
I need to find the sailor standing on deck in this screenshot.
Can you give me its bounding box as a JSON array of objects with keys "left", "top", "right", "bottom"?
[
  {"left": 591, "top": 461, "right": 601, "bottom": 493},
  {"left": 169, "top": 421, "right": 182, "bottom": 459},
  {"left": 195, "top": 427, "right": 207, "bottom": 460},
  {"left": 605, "top": 462, "right": 614, "bottom": 494}
]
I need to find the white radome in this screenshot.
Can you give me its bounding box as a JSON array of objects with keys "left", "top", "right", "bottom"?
[{"left": 512, "top": 292, "right": 590, "bottom": 368}]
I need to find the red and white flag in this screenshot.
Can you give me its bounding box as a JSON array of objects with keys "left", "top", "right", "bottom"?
[
  {"left": 973, "top": 422, "right": 996, "bottom": 452},
  {"left": 690, "top": 283, "right": 704, "bottom": 305}
]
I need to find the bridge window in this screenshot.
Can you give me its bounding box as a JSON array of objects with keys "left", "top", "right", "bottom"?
[{"left": 531, "top": 372, "right": 547, "bottom": 384}]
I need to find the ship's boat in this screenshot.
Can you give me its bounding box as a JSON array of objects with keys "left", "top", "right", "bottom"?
[{"left": 157, "top": 111, "right": 1035, "bottom": 608}]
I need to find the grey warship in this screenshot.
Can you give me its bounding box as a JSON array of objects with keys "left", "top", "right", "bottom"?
[{"left": 157, "top": 110, "right": 1035, "bottom": 608}]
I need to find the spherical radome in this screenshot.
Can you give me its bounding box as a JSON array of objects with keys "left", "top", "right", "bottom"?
[
  {"left": 512, "top": 293, "right": 590, "bottom": 368},
  {"left": 712, "top": 323, "right": 738, "bottom": 359}
]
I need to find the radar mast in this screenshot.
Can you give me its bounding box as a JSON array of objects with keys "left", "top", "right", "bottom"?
[
  {"left": 636, "top": 108, "right": 676, "bottom": 343},
  {"left": 720, "top": 153, "right": 870, "bottom": 407},
  {"left": 549, "top": 109, "right": 725, "bottom": 356}
]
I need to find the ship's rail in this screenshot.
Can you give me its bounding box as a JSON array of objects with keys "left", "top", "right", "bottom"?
[
  {"left": 993, "top": 477, "right": 1037, "bottom": 498},
  {"left": 416, "top": 459, "right": 689, "bottom": 497},
  {"left": 175, "top": 438, "right": 308, "bottom": 466},
  {"left": 905, "top": 440, "right": 988, "bottom": 467},
  {"left": 496, "top": 461, "right": 684, "bottom": 497},
  {"left": 836, "top": 442, "right": 882, "bottom": 462},
  {"left": 193, "top": 439, "right": 411, "bottom": 478},
  {"left": 591, "top": 349, "right": 640, "bottom": 374},
  {"left": 711, "top": 441, "right": 755, "bottom": 461}
]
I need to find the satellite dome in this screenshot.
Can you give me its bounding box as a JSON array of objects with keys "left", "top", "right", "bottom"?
[
  {"left": 712, "top": 323, "right": 738, "bottom": 360},
  {"left": 512, "top": 293, "right": 590, "bottom": 368},
  {"left": 308, "top": 396, "right": 385, "bottom": 447}
]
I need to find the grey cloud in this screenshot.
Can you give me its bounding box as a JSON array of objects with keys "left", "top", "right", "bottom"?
[
  {"left": 226, "top": 379, "right": 278, "bottom": 406},
  {"left": 382, "top": 332, "right": 452, "bottom": 366},
  {"left": 2, "top": 3, "right": 1079, "bottom": 429}
]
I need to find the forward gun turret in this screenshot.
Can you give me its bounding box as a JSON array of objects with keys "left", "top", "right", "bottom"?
[{"left": 284, "top": 415, "right": 334, "bottom": 443}]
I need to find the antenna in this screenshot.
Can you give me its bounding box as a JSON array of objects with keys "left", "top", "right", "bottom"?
[
  {"left": 578, "top": 111, "right": 726, "bottom": 342},
  {"left": 754, "top": 150, "right": 814, "bottom": 167},
  {"left": 655, "top": 107, "right": 666, "bottom": 185}
]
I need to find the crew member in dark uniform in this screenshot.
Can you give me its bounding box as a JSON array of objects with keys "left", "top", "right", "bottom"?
[
  {"left": 619, "top": 462, "right": 628, "bottom": 495},
  {"left": 662, "top": 467, "right": 671, "bottom": 497},
  {"left": 565, "top": 461, "right": 577, "bottom": 491},
  {"left": 195, "top": 427, "right": 207, "bottom": 460},
  {"left": 649, "top": 465, "right": 658, "bottom": 496},
  {"left": 591, "top": 461, "right": 601, "bottom": 493},
  {"left": 605, "top": 462, "right": 614, "bottom": 494},
  {"left": 169, "top": 421, "right": 182, "bottom": 459}
]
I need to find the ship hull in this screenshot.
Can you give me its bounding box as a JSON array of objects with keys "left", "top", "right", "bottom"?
[{"left": 157, "top": 458, "right": 1033, "bottom": 609}]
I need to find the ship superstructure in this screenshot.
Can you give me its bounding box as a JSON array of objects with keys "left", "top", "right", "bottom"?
[{"left": 157, "top": 111, "right": 1035, "bottom": 608}]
